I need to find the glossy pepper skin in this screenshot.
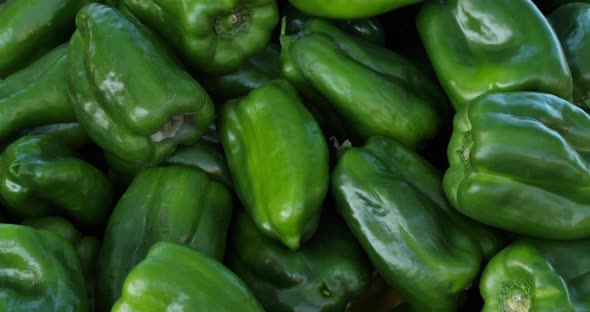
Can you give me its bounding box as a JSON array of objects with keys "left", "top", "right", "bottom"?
[
  {"left": 481, "top": 238, "right": 590, "bottom": 311},
  {"left": 227, "top": 212, "right": 372, "bottom": 312},
  {"left": 417, "top": 0, "right": 573, "bottom": 111},
  {"left": 203, "top": 43, "right": 281, "bottom": 102},
  {"left": 0, "top": 135, "right": 113, "bottom": 230},
  {"left": 14, "top": 123, "right": 90, "bottom": 150},
  {"left": 282, "top": 4, "right": 386, "bottom": 46},
  {"left": 123, "top": 0, "right": 279, "bottom": 74},
  {"left": 96, "top": 166, "right": 233, "bottom": 311},
  {"left": 332, "top": 136, "right": 498, "bottom": 311},
  {"left": 281, "top": 19, "right": 447, "bottom": 148},
  {"left": 549, "top": 3, "right": 590, "bottom": 111},
  {"left": 444, "top": 92, "right": 590, "bottom": 240},
  {"left": 287, "top": 0, "right": 422, "bottom": 19},
  {"left": 0, "top": 0, "right": 90, "bottom": 78},
  {"left": 0, "top": 45, "right": 76, "bottom": 143},
  {"left": 22, "top": 216, "right": 100, "bottom": 312},
  {"left": 67, "top": 3, "right": 215, "bottom": 166},
  {"left": 0, "top": 224, "right": 88, "bottom": 312},
  {"left": 111, "top": 242, "right": 264, "bottom": 312},
  {"left": 220, "top": 79, "right": 329, "bottom": 250}
]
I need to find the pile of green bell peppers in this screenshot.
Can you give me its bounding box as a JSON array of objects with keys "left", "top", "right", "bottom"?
[{"left": 2, "top": 0, "right": 590, "bottom": 311}]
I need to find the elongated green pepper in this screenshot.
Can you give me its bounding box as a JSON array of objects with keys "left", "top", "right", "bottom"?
[
  {"left": 96, "top": 166, "right": 233, "bottom": 311},
  {"left": 444, "top": 92, "right": 590, "bottom": 240},
  {"left": 220, "top": 79, "right": 329, "bottom": 250},
  {"left": 111, "top": 242, "right": 264, "bottom": 312},
  {"left": 281, "top": 19, "right": 447, "bottom": 147},
  {"left": 417, "top": 0, "right": 573, "bottom": 110},
  {"left": 0, "top": 0, "right": 90, "bottom": 78},
  {"left": 67, "top": 3, "right": 215, "bottom": 166},
  {"left": 123, "top": 0, "right": 279, "bottom": 74},
  {"left": 0, "top": 45, "right": 76, "bottom": 143},
  {"left": 332, "top": 136, "right": 500, "bottom": 311},
  {"left": 549, "top": 3, "right": 590, "bottom": 111},
  {"left": 0, "top": 135, "right": 113, "bottom": 230},
  {"left": 228, "top": 211, "right": 373, "bottom": 312},
  {"left": 287, "top": 0, "right": 422, "bottom": 19},
  {"left": 481, "top": 238, "right": 590, "bottom": 311},
  {"left": 0, "top": 224, "right": 88, "bottom": 312}
]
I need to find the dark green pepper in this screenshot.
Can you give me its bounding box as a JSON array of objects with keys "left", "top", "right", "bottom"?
[
  {"left": 444, "top": 92, "right": 590, "bottom": 240},
  {"left": 220, "top": 79, "right": 329, "bottom": 250},
  {"left": 0, "top": 45, "right": 76, "bottom": 143},
  {"left": 0, "top": 135, "right": 113, "bottom": 230},
  {"left": 0, "top": 0, "right": 89, "bottom": 78},
  {"left": 281, "top": 19, "right": 447, "bottom": 147},
  {"left": 96, "top": 166, "right": 233, "bottom": 311},
  {"left": 480, "top": 238, "right": 590, "bottom": 311},
  {"left": 67, "top": 3, "right": 215, "bottom": 166},
  {"left": 22, "top": 216, "right": 100, "bottom": 312},
  {"left": 549, "top": 2, "right": 590, "bottom": 111},
  {"left": 227, "top": 211, "right": 373, "bottom": 312},
  {"left": 14, "top": 123, "right": 90, "bottom": 150},
  {"left": 417, "top": 0, "right": 573, "bottom": 111},
  {"left": 111, "top": 242, "right": 265, "bottom": 312},
  {"left": 122, "top": 0, "right": 279, "bottom": 74},
  {"left": 0, "top": 224, "right": 88, "bottom": 311},
  {"left": 332, "top": 136, "right": 500, "bottom": 311},
  {"left": 202, "top": 43, "right": 282, "bottom": 102},
  {"left": 287, "top": 0, "right": 422, "bottom": 19}
]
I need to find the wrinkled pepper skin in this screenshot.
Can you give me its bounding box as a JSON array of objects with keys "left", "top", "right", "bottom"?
[
  {"left": 549, "top": 3, "right": 590, "bottom": 111},
  {"left": 332, "top": 136, "right": 496, "bottom": 311},
  {"left": 481, "top": 238, "right": 590, "bottom": 311},
  {"left": 67, "top": 3, "right": 215, "bottom": 166},
  {"left": 444, "top": 92, "right": 590, "bottom": 240},
  {"left": 123, "top": 0, "right": 279, "bottom": 74},
  {"left": 0, "top": 45, "right": 76, "bottom": 143},
  {"left": 203, "top": 43, "right": 281, "bottom": 102},
  {"left": 220, "top": 79, "right": 329, "bottom": 250},
  {"left": 228, "top": 212, "right": 372, "bottom": 312},
  {"left": 0, "top": 224, "right": 88, "bottom": 312},
  {"left": 287, "top": 0, "right": 422, "bottom": 19},
  {"left": 22, "top": 216, "right": 100, "bottom": 312},
  {"left": 96, "top": 166, "right": 233, "bottom": 311},
  {"left": 281, "top": 19, "right": 447, "bottom": 148},
  {"left": 0, "top": 135, "right": 113, "bottom": 230},
  {"left": 0, "top": 0, "right": 90, "bottom": 78},
  {"left": 111, "top": 242, "right": 264, "bottom": 312},
  {"left": 417, "top": 0, "right": 573, "bottom": 111}
]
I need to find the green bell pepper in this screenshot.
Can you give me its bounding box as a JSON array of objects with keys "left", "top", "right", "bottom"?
[
  {"left": 227, "top": 211, "right": 373, "bottom": 312},
  {"left": 96, "top": 166, "right": 233, "bottom": 311},
  {"left": 122, "top": 0, "right": 279, "bottom": 74},
  {"left": 203, "top": 43, "right": 282, "bottom": 102},
  {"left": 444, "top": 92, "right": 590, "bottom": 240},
  {"left": 67, "top": 3, "right": 215, "bottom": 166},
  {"left": 549, "top": 3, "right": 590, "bottom": 112},
  {"left": 282, "top": 4, "right": 386, "bottom": 46},
  {"left": 111, "top": 242, "right": 264, "bottom": 312},
  {"left": 332, "top": 136, "right": 501, "bottom": 311},
  {"left": 220, "top": 79, "right": 329, "bottom": 250},
  {"left": 0, "top": 44, "right": 76, "bottom": 143},
  {"left": 0, "top": 224, "right": 88, "bottom": 312},
  {"left": 480, "top": 238, "right": 590, "bottom": 311},
  {"left": 0, "top": 135, "right": 113, "bottom": 230},
  {"left": 0, "top": 0, "right": 89, "bottom": 78},
  {"left": 417, "top": 0, "right": 573, "bottom": 111},
  {"left": 534, "top": 0, "right": 590, "bottom": 13},
  {"left": 22, "top": 216, "right": 100, "bottom": 312},
  {"left": 281, "top": 19, "right": 448, "bottom": 148},
  {"left": 287, "top": 0, "right": 422, "bottom": 19},
  {"left": 13, "top": 123, "right": 90, "bottom": 150}
]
